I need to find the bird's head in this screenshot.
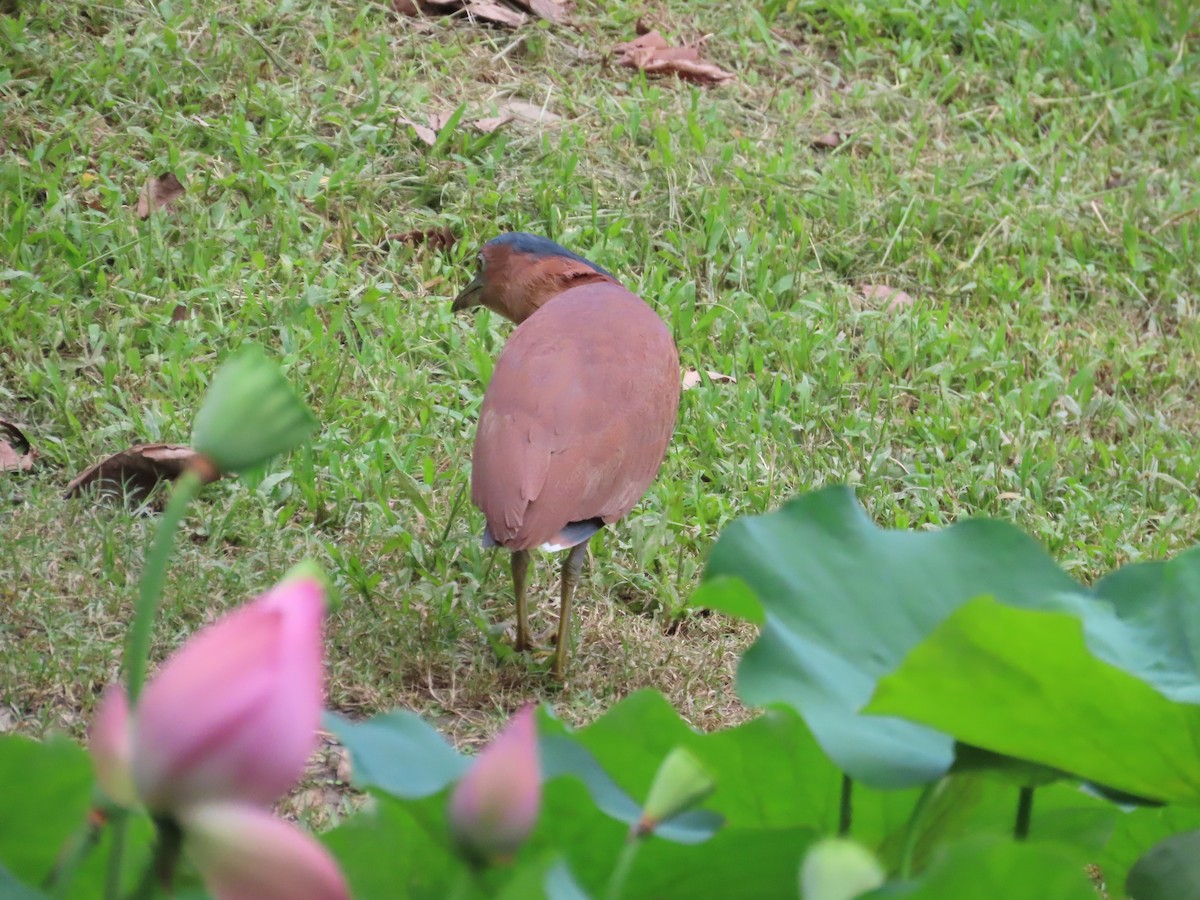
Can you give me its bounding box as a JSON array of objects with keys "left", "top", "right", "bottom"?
[{"left": 451, "top": 233, "right": 616, "bottom": 324}]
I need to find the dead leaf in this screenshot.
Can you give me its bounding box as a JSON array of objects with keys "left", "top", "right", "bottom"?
[
  {"left": 495, "top": 99, "right": 561, "bottom": 124},
  {"left": 512, "top": 0, "right": 565, "bottom": 21},
  {"left": 473, "top": 114, "right": 515, "bottom": 133},
  {"left": 384, "top": 226, "right": 457, "bottom": 252},
  {"left": 64, "top": 444, "right": 221, "bottom": 505},
  {"left": 392, "top": 0, "right": 432, "bottom": 13},
  {"left": 399, "top": 118, "right": 437, "bottom": 146},
  {"left": 682, "top": 369, "right": 737, "bottom": 390},
  {"left": 860, "top": 283, "right": 915, "bottom": 313},
  {"left": 135, "top": 173, "right": 186, "bottom": 219},
  {"left": 0, "top": 417, "right": 36, "bottom": 473},
  {"left": 464, "top": 0, "right": 526, "bottom": 26},
  {"left": 399, "top": 111, "right": 454, "bottom": 146},
  {"left": 811, "top": 131, "right": 846, "bottom": 150},
  {"left": 612, "top": 30, "right": 735, "bottom": 87},
  {"left": 393, "top": 0, "right": 562, "bottom": 24}
]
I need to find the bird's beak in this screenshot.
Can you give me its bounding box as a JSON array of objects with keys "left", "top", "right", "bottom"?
[{"left": 451, "top": 272, "right": 485, "bottom": 313}]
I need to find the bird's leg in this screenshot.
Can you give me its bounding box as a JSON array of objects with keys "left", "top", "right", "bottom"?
[
  {"left": 552, "top": 540, "right": 590, "bottom": 680},
  {"left": 511, "top": 549, "right": 533, "bottom": 651}
]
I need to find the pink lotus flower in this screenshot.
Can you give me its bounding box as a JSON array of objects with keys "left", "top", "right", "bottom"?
[
  {"left": 88, "top": 567, "right": 348, "bottom": 900},
  {"left": 181, "top": 802, "right": 347, "bottom": 900},
  {"left": 448, "top": 705, "right": 541, "bottom": 864},
  {"left": 90, "top": 571, "right": 325, "bottom": 812}
]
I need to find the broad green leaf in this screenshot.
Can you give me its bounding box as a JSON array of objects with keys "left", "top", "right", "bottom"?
[
  {"left": 1088, "top": 546, "right": 1200, "bottom": 703},
  {"left": 688, "top": 576, "right": 763, "bottom": 625},
  {"left": 323, "top": 794, "right": 464, "bottom": 899},
  {"left": 873, "top": 776, "right": 1116, "bottom": 875},
  {"left": 1125, "top": 829, "right": 1200, "bottom": 900},
  {"left": 540, "top": 735, "right": 721, "bottom": 844},
  {"left": 0, "top": 863, "right": 45, "bottom": 899},
  {"left": 867, "top": 597, "right": 1200, "bottom": 804},
  {"left": 537, "top": 777, "right": 816, "bottom": 900},
  {"left": 698, "top": 486, "right": 1079, "bottom": 787},
  {"left": 324, "top": 710, "right": 468, "bottom": 798},
  {"left": 67, "top": 811, "right": 156, "bottom": 900},
  {"left": 623, "top": 826, "right": 818, "bottom": 899},
  {"left": 866, "top": 837, "right": 1097, "bottom": 899},
  {"left": 544, "top": 690, "right": 839, "bottom": 831},
  {"left": 0, "top": 736, "right": 93, "bottom": 884},
  {"left": 541, "top": 859, "right": 591, "bottom": 900},
  {"left": 1098, "top": 805, "right": 1200, "bottom": 890},
  {"left": 799, "top": 838, "right": 885, "bottom": 900}
]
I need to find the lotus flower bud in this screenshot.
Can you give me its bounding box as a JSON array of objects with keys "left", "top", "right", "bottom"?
[
  {"left": 181, "top": 801, "right": 348, "bottom": 900},
  {"left": 190, "top": 343, "right": 318, "bottom": 475},
  {"left": 448, "top": 705, "right": 541, "bottom": 864},
  {"left": 636, "top": 747, "right": 715, "bottom": 837},
  {"left": 88, "top": 685, "right": 137, "bottom": 808},
  {"left": 799, "top": 838, "right": 886, "bottom": 900},
  {"left": 88, "top": 564, "right": 326, "bottom": 813}
]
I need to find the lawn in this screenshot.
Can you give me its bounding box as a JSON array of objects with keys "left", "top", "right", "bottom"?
[{"left": 2, "top": 0, "right": 1197, "bottom": 766}]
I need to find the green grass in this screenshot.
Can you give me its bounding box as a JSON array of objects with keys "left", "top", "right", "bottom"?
[{"left": 1, "top": 0, "right": 1198, "bottom": 745}]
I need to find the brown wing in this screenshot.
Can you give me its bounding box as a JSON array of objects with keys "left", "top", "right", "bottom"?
[{"left": 470, "top": 282, "right": 680, "bottom": 551}]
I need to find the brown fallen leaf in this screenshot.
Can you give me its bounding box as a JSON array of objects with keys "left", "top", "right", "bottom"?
[
  {"left": 384, "top": 226, "right": 457, "bottom": 251},
  {"left": 811, "top": 131, "right": 847, "bottom": 150},
  {"left": 399, "top": 111, "right": 454, "bottom": 146},
  {"left": 474, "top": 114, "right": 515, "bottom": 133},
  {"left": 682, "top": 369, "right": 737, "bottom": 390},
  {"left": 860, "top": 283, "right": 915, "bottom": 313},
  {"left": 495, "top": 99, "right": 561, "bottom": 124},
  {"left": 464, "top": 0, "right": 526, "bottom": 26},
  {"left": 65, "top": 444, "right": 221, "bottom": 505},
  {"left": 135, "top": 173, "right": 186, "bottom": 219},
  {"left": 393, "top": 0, "right": 562, "bottom": 23},
  {"left": 0, "top": 417, "right": 36, "bottom": 473},
  {"left": 511, "top": 0, "right": 566, "bottom": 22},
  {"left": 612, "top": 30, "right": 735, "bottom": 87}
]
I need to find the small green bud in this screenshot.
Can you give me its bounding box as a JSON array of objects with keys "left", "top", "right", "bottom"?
[
  {"left": 636, "top": 747, "right": 715, "bottom": 837},
  {"left": 799, "top": 838, "right": 885, "bottom": 900},
  {"left": 191, "top": 344, "right": 318, "bottom": 475}
]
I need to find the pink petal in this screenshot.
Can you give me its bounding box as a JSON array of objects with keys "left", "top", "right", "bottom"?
[
  {"left": 88, "top": 685, "right": 137, "bottom": 808},
  {"left": 132, "top": 574, "right": 326, "bottom": 811},
  {"left": 180, "top": 802, "right": 348, "bottom": 900},
  {"left": 448, "top": 705, "right": 541, "bottom": 863}
]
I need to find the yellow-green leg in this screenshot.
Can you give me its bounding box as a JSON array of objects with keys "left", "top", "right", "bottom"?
[
  {"left": 552, "top": 541, "right": 590, "bottom": 680},
  {"left": 511, "top": 549, "right": 532, "bottom": 651}
]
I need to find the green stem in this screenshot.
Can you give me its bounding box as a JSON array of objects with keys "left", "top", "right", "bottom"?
[
  {"left": 1014, "top": 786, "right": 1035, "bottom": 841},
  {"left": 124, "top": 469, "right": 204, "bottom": 702},
  {"left": 604, "top": 837, "right": 643, "bottom": 900},
  {"left": 447, "top": 867, "right": 473, "bottom": 900},
  {"left": 127, "top": 817, "right": 182, "bottom": 900},
  {"left": 838, "top": 774, "right": 853, "bottom": 837},
  {"left": 108, "top": 469, "right": 204, "bottom": 900},
  {"left": 47, "top": 813, "right": 103, "bottom": 898},
  {"left": 898, "top": 782, "right": 938, "bottom": 881},
  {"left": 103, "top": 809, "right": 128, "bottom": 900}
]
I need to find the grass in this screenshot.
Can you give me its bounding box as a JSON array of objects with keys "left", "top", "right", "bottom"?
[{"left": 1, "top": 0, "right": 1198, "bottom": 756}]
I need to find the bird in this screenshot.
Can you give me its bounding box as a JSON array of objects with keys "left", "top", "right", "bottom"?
[{"left": 452, "top": 233, "right": 681, "bottom": 679}]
